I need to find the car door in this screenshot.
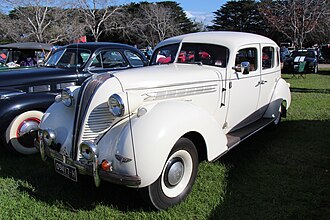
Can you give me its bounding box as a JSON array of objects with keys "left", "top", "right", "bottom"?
[
  {"left": 258, "top": 44, "right": 280, "bottom": 114},
  {"left": 225, "top": 44, "right": 262, "bottom": 132}
]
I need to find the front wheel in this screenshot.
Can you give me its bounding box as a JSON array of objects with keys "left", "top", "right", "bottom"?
[
  {"left": 141, "top": 137, "right": 199, "bottom": 210},
  {"left": 3, "top": 110, "right": 43, "bottom": 155}
]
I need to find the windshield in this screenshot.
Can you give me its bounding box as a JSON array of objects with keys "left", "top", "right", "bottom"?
[
  {"left": 0, "top": 49, "right": 9, "bottom": 65},
  {"left": 151, "top": 43, "right": 229, "bottom": 67},
  {"left": 45, "top": 48, "right": 91, "bottom": 68},
  {"left": 292, "top": 50, "right": 315, "bottom": 58}
]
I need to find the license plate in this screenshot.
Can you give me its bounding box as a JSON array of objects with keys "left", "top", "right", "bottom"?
[{"left": 54, "top": 159, "right": 78, "bottom": 182}]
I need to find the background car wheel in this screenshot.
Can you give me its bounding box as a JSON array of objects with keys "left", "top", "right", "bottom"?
[
  {"left": 141, "top": 137, "right": 199, "bottom": 210},
  {"left": 3, "top": 110, "right": 43, "bottom": 155}
]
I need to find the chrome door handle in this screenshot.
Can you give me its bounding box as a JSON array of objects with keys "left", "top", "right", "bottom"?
[{"left": 255, "top": 80, "right": 267, "bottom": 87}]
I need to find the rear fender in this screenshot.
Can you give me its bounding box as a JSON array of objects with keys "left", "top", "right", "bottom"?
[{"left": 264, "top": 78, "right": 291, "bottom": 118}]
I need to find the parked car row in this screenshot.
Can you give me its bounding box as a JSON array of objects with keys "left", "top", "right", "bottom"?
[{"left": 1, "top": 32, "right": 291, "bottom": 210}]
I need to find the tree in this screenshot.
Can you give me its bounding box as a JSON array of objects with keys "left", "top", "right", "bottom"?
[
  {"left": 259, "top": 0, "right": 329, "bottom": 49},
  {"left": 208, "top": 0, "right": 268, "bottom": 35},
  {"left": 76, "top": 0, "right": 123, "bottom": 42},
  {"left": 119, "top": 1, "right": 197, "bottom": 48},
  {"left": 2, "top": 0, "right": 85, "bottom": 44}
]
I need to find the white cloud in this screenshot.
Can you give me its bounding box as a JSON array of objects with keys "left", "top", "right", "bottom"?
[{"left": 185, "top": 11, "right": 215, "bottom": 26}]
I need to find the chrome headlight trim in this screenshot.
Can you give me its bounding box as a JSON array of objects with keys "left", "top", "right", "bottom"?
[
  {"left": 80, "top": 141, "right": 98, "bottom": 162},
  {"left": 61, "top": 88, "right": 74, "bottom": 107},
  {"left": 42, "top": 129, "right": 56, "bottom": 147},
  {"left": 108, "top": 94, "right": 125, "bottom": 117}
]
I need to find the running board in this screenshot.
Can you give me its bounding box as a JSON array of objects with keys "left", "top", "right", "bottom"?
[{"left": 226, "top": 118, "right": 274, "bottom": 149}]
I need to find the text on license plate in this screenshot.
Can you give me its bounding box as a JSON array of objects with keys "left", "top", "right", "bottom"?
[{"left": 54, "top": 159, "right": 78, "bottom": 182}]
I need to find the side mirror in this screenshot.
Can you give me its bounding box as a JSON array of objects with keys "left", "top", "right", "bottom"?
[
  {"left": 232, "top": 61, "right": 250, "bottom": 74},
  {"left": 241, "top": 61, "right": 250, "bottom": 74}
]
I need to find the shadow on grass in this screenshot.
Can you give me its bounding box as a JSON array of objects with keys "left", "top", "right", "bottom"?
[
  {"left": 209, "top": 119, "right": 330, "bottom": 219},
  {"left": 0, "top": 147, "right": 149, "bottom": 212},
  {"left": 1, "top": 120, "right": 329, "bottom": 216},
  {"left": 290, "top": 87, "right": 330, "bottom": 94},
  {"left": 318, "top": 70, "right": 330, "bottom": 75}
]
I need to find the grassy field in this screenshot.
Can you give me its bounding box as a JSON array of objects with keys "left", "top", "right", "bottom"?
[{"left": 0, "top": 71, "right": 329, "bottom": 219}]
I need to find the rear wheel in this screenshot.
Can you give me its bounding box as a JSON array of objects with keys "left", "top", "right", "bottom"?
[
  {"left": 273, "top": 102, "right": 287, "bottom": 126},
  {"left": 141, "top": 138, "right": 198, "bottom": 210},
  {"left": 3, "top": 110, "right": 43, "bottom": 155}
]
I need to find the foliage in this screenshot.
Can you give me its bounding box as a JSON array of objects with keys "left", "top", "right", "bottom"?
[
  {"left": 0, "top": 0, "right": 196, "bottom": 46},
  {"left": 259, "top": 0, "right": 330, "bottom": 49},
  {"left": 114, "top": 1, "right": 197, "bottom": 48}
]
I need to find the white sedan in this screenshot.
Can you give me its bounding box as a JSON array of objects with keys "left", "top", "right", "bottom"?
[{"left": 37, "top": 31, "right": 291, "bottom": 210}]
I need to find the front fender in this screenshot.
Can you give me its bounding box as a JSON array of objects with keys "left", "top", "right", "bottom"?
[
  {"left": 264, "top": 78, "right": 291, "bottom": 118},
  {"left": 0, "top": 93, "right": 56, "bottom": 135},
  {"left": 107, "top": 101, "right": 227, "bottom": 187}
]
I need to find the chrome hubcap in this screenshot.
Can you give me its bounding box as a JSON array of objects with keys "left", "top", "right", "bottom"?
[
  {"left": 16, "top": 118, "right": 40, "bottom": 147},
  {"left": 18, "top": 119, "right": 39, "bottom": 137},
  {"left": 165, "top": 158, "right": 184, "bottom": 187}
]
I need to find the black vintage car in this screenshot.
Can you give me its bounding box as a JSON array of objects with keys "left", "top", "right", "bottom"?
[
  {"left": 0, "top": 42, "right": 148, "bottom": 155},
  {"left": 0, "top": 42, "right": 53, "bottom": 70},
  {"left": 282, "top": 49, "right": 318, "bottom": 74}
]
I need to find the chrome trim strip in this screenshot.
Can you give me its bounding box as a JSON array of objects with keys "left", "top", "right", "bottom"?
[
  {"left": 126, "top": 79, "right": 223, "bottom": 91},
  {"left": 143, "top": 84, "right": 218, "bottom": 101}
]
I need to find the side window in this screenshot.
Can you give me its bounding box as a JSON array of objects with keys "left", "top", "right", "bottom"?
[
  {"left": 124, "top": 50, "right": 144, "bottom": 67},
  {"left": 262, "top": 46, "right": 275, "bottom": 69},
  {"left": 90, "top": 50, "right": 128, "bottom": 69},
  {"left": 235, "top": 48, "right": 258, "bottom": 71},
  {"left": 90, "top": 53, "right": 102, "bottom": 68}
]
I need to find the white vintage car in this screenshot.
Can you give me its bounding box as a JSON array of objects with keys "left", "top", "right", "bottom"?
[{"left": 36, "top": 32, "right": 291, "bottom": 210}]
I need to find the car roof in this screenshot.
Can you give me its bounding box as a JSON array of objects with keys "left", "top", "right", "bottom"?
[
  {"left": 0, "top": 42, "right": 53, "bottom": 50},
  {"left": 155, "top": 31, "right": 277, "bottom": 50},
  {"left": 64, "top": 42, "right": 137, "bottom": 51}
]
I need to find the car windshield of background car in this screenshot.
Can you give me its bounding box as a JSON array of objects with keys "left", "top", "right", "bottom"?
[
  {"left": 292, "top": 51, "right": 315, "bottom": 58},
  {"left": 45, "top": 48, "right": 91, "bottom": 68}
]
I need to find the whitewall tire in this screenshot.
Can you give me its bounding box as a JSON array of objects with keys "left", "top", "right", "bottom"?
[
  {"left": 3, "top": 110, "right": 43, "bottom": 155},
  {"left": 141, "top": 137, "right": 199, "bottom": 210}
]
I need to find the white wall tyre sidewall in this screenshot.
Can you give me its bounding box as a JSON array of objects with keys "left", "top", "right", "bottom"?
[
  {"left": 5, "top": 110, "right": 43, "bottom": 155},
  {"left": 160, "top": 150, "right": 193, "bottom": 198}
]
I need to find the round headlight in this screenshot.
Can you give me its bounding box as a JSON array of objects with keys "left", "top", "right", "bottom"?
[
  {"left": 80, "top": 141, "right": 98, "bottom": 161},
  {"left": 42, "top": 129, "right": 56, "bottom": 147},
  {"left": 61, "top": 88, "right": 74, "bottom": 107},
  {"left": 108, "top": 94, "right": 125, "bottom": 117}
]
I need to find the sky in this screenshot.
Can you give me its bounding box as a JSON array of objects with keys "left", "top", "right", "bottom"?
[{"left": 122, "top": 0, "right": 227, "bottom": 25}]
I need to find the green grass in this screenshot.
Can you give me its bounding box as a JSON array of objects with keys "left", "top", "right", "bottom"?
[{"left": 1, "top": 72, "right": 329, "bottom": 219}]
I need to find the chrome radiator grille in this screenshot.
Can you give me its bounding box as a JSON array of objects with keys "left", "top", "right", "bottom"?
[
  {"left": 81, "top": 102, "right": 115, "bottom": 142},
  {"left": 72, "top": 73, "right": 113, "bottom": 159}
]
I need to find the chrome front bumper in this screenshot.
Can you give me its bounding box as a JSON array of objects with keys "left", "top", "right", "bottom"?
[{"left": 35, "top": 138, "right": 141, "bottom": 187}]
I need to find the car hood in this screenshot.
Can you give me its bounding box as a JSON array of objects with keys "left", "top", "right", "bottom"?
[
  {"left": 0, "top": 87, "right": 25, "bottom": 97},
  {"left": 0, "top": 67, "right": 77, "bottom": 88},
  {"left": 114, "top": 64, "right": 222, "bottom": 90}
]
